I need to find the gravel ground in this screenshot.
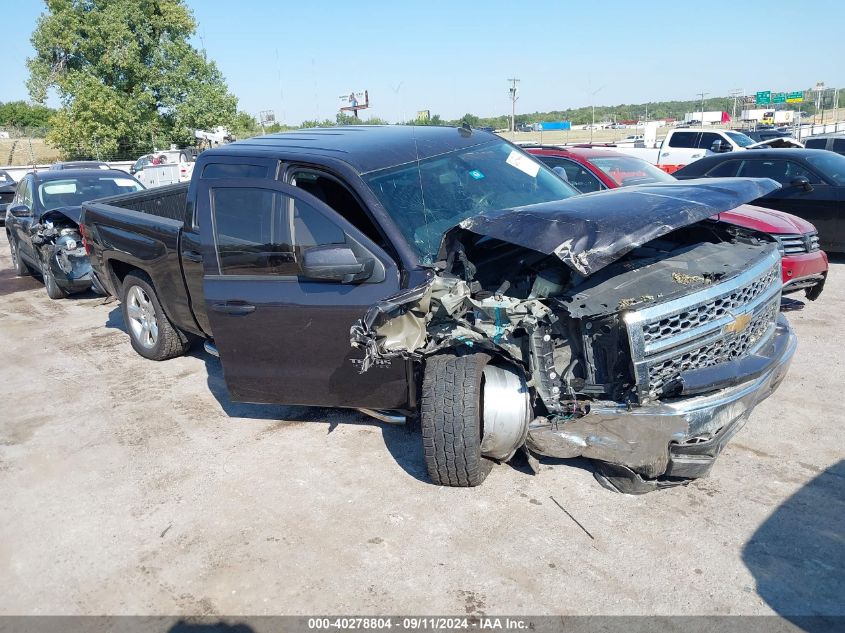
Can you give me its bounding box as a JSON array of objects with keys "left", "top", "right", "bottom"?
[{"left": 0, "top": 232, "right": 841, "bottom": 617}]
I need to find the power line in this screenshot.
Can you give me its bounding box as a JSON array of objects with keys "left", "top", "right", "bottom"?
[
  {"left": 696, "top": 91, "right": 709, "bottom": 123},
  {"left": 729, "top": 88, "right": 743, "bottom": 123},
  {"left": 507, "top": 77, "right": 520, "bottom": 134}
]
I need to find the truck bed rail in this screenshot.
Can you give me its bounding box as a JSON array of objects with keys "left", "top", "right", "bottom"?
[{"left": 90, "top": 183, "right": 188, "bottom": 222}]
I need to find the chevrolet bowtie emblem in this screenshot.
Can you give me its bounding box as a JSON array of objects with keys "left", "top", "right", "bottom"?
[{"left": 724, "top": 312, "right": 752, "bottom": 335}]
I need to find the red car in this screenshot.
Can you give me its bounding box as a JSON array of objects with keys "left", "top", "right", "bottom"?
[{"left": 526, "top": 146, "right": 828, "bottom": 300}]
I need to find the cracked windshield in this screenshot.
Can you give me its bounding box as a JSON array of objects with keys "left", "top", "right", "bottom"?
[{"left": 364, "top": 140, "right": 578, "bottom": 262}]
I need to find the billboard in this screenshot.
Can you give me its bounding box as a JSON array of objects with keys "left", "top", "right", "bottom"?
[
  {"left": 537, "top": 121, "right": 571, "bottom": 131},
  {"left": 340, "top": 91, "right": 368, "bottom": 109}
]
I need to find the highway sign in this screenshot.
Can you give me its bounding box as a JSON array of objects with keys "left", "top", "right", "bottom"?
[
  {"left": 787, "top": 91, "right": 804, "bottom": 103},
  {"left": 755, "top": 91, "right": 771, "bottom": 105},
  {"left": 773, "top": 93, "right": 786, "bottom": 104}
]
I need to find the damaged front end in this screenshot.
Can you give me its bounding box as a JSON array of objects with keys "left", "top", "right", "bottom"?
[
  {"left": 351, "top": 179, "right": 796, "bottom": 493},
  {"left": 31, "top": 209, "right": 94, "bottom": 294}
]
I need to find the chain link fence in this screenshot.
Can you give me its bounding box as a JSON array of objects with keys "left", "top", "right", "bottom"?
[{"left": 0, "top": 127, "right": 184, "bottom": 166}]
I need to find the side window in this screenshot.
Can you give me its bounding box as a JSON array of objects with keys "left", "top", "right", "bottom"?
[
  {"left": 784, "top": 161, "right": 822, "bottom": 184},
  {"left": 290, "top": 170, "right": 389, "bottom": 250},
  {"left": 210, "top": 187, "right": 349, "bottom": 277},
  {"left": 804, "top": 139, "right": 826, "bottom": 150},
  {"left": 737, "top": 159, "right": 821, "bottom": 185},
  {"left": 668, "top": 132, "right": 699, "bottom": 148},
  {"left": 832, "top": 139, "right": 845, "bottom": 154},
  {"left": 14, "top": 179, "right": 27, "bottom": 205},
  {"left": 706, "top": 160, "right": 743, "bottom": 177},
  {"left": 18, "top": 178, "right": 33, "bottom": 207},
  {"left": 698, "top": 132, "right": 724, "bottom": 150},
  {"left": 539, "top": 157, "right": 603, "bottom": 193},
  {"left": 212, "top": 188, "right": 295, "bottom": 276},
  {"left": 202, "top": 163, "right": 269, "bottom": 179}
]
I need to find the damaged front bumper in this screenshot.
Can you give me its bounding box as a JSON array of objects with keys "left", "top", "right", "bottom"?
[{"left": 526, "top": 315, "right": 796, "bottom": 494}]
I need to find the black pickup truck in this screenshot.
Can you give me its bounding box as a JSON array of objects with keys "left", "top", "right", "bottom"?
[{"left": 80, "top": 126, "right": 796, "bottom": 493}]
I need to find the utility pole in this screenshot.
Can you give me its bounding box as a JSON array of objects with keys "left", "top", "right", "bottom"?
[
  {"left": 696, "top": 92, "right": 708, "bottom": 125},
  {"left": 729, "top": 88, "right": 743, "bottom": 125},
  {"left": 508, "top": 77, "right": 520, "bottom": 136}
]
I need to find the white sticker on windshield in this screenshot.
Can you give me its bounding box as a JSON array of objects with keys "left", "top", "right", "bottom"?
[
  {"left": 506, "top": 150, "right": 540, "bottom": 178},
  {"left": 112, "top": 178, "right": 138, "bottom": 187},
  {"left": 42, "top": 182, "right": 78, "bottom": 194}
]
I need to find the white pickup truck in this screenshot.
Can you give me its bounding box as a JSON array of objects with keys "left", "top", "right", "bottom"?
[
  {"left": 128, "top": 149, "right": 195, "bottom": 188},
  {"left": 608, "top": 128, "right": 802, "bottom": 173}
]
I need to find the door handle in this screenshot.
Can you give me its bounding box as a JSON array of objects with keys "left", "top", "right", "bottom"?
[
  {"left": 211, "top": 301, "right": 256, "bottom": 316},
  {"left": 183, "top": 249, "right": 203, "bottom": 263}
]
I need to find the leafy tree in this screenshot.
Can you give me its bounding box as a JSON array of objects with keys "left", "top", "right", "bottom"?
[
  {"left": 230, "top": 111, "right": 260, "bottom": 138},
  {"left": 459, "top": 113, "right": 480, "bottom": 127},
  {"left": 0, "top": 101, "right": 56, "bottom": 129},
  {"left": 27, "top": 0, "right": 238, "bottom": 158}
]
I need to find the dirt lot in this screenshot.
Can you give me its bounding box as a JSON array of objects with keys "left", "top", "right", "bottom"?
[{"left": 0, "top": 231, "right": 841, "bottom": 617}]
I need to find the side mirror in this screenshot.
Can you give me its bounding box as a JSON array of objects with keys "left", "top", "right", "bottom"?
[
  {"left": 710, "top": 140, "right": 731, "bottom": 153},
  {"left": 129, "top": 166, "right": 137, "bottom": 174},
  {"left": 8, "top": 204, "right": 32, "bottom": 218},
  {"left": 791, "top": 177, "right": 813, "bottom": 192},
  {"left": 301, "top": 245, "right": 373, "bottom": 283}
]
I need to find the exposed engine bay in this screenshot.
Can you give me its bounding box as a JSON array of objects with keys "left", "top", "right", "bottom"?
[
  {"left": 30, "top": 209, "right": 93, "bottom": 292},
  {"left": 351, "top": 179, "right": 795, "bottom": 493}
]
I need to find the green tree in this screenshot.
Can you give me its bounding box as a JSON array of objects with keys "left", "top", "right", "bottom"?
[
  {"left": 27, "top": 0, "right": 238, "bottom": 158},
  {"left": 230, "top": 111, "right": 260, "bottom": 138},
  {"left": 0, "top": 101, "right": 56, "bottom": 129}
]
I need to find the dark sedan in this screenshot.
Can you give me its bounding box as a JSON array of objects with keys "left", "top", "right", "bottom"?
[
  {"left": 0, "top": 170, "right": 15, "bottom": 226},
  {"left": 5, "top": 169, "right": 144, "bottom": 299},
  {"left": 49, "top": 160, "right": 111, "bottom": 170},
  {"left": 674, "top": 149, "right": 845, "bottom": 252}
]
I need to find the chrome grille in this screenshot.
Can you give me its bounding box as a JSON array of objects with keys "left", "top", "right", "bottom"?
[
  {"left": 774, "top": 232, "right": 820, "bottom": 255},
  {"left": 624, "top": 247, "right": 782, "bottom": 400},
  {"left": 641, "top": 264, "right": 779, "bottom": 346},
  {"left": 646, "top": 297, "right": 779, "bottom": 394}
]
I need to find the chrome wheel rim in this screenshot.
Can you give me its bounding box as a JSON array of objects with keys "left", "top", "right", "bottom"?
[{"left": 126, "top": 285, "right": 159, "bottom": 349}]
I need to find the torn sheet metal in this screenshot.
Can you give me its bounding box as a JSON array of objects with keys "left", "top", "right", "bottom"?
[
  {"left": 350, "top": 275, "right": 552, "bottom": 372},
  {"left": 439, "top": 178, "right": 781, "bottom": 277}
]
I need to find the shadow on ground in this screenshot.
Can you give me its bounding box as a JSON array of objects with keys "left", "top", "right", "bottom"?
[
  {"left": 743, "top": 459, "right": 845, "bottom": 632},
  {"left": 102, "top": 307, "right": 599, "bottom": 488}
]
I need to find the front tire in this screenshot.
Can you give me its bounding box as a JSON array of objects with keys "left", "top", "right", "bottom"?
[
  {"left": 43, "top": 263, "right": 67, "bottom": 299},
  {"left": 120, "top": 271, "right": 189, "bottom": 360},
  {"left": 421, "top": 353, "right": 494, "bottom": 487}
]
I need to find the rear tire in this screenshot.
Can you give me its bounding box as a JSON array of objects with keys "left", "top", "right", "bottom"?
[
  {"left": 421, "top": 353, "right": 494, "bottom": 487},
  {"left": 9, "top": 236, "right": 31, "bottom": 277},
  {"left": 120, "top": 271, "right": 189, "bottom": 361}
]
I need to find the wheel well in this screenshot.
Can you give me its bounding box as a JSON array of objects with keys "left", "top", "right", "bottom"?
[{"left": 107, "top": 259, "right": 141, "bottom": 291}]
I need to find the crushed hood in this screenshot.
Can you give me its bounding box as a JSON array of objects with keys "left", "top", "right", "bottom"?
[
  {"left": 40, "top": 206, "right": 82, "bottom": 225},
  {"left": 440, "top": 177, "right": 781, "bottom": 276},
  {"left": 748, "top": 137, "right": 804, "bottom": 149}
]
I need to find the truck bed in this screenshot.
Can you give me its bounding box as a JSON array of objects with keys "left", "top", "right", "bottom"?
[
  {"left": 90, "top": 182, "right": 189, "bottom": 221},
  {"left": 80, "top": 182, "right": 201, "bottom": 336}
]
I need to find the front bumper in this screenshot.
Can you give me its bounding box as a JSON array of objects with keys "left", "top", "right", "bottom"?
[
  {"left": 781, "top": 250, "right": 828, "bottom": 299},
  {"left": 526, "top": 314, "right": 796, "bottom": 493}
]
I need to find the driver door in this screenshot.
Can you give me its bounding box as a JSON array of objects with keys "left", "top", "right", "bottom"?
[
  {"left": 196, "top": 178, "right": 411, "bottom": 409},
  {"left": 10, "top": 176, "right": 38, "bottom": 263}
]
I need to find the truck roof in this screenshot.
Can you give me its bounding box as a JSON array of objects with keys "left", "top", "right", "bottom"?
[{"left": 208, "top": 125, "right": 498, "bottom": 174}]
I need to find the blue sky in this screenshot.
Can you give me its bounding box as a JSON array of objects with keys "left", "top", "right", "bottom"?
[{"left": 3, "top": 0, "right": 844, "bottom": 125}]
